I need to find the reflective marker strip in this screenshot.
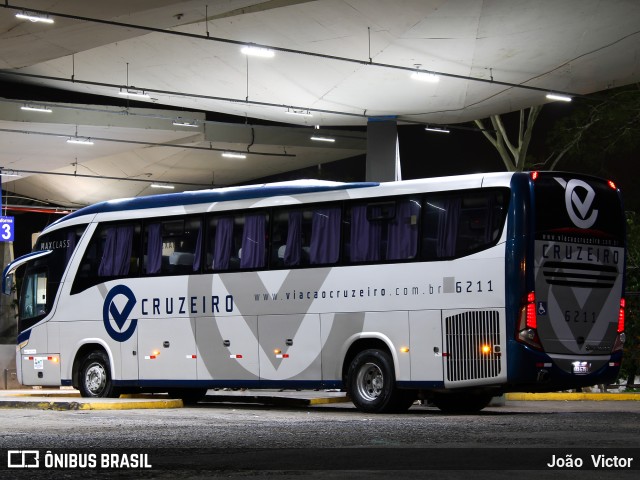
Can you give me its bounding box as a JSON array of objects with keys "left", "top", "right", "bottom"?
[
  {"left": 230, "top": 354, "right": 243, "bottom": 359},
  {"left": 276, "top": 354, "right": 289, "bottom": 359},
  {"left": 144, "top": 355, "right": 157, "bottom": 360},
  {"left": 186, "top": 355, "right": 197, "bottom": 359}
]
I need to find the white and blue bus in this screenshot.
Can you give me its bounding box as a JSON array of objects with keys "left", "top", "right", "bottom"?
[{"left": 2, "top": 171, "right": 627, "bottom": 412}]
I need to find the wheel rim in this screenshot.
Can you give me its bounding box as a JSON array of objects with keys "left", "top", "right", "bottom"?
[
  {"left": 85, "top": 362, "right": 107, "bottom": 396},
  {"left": 355, "top": 362, "right": 384, "bottom": 402}
]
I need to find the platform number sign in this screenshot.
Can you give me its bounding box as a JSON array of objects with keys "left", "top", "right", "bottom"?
[{"left": 0, "top": 216, "right": 15, "bottom": 242}]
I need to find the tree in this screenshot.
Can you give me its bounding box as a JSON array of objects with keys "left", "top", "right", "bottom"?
[
  {"left": 544, "top": 84, "right": 640, "bottom": 174},
  {"left": 474, "top": 105, "right": 543, "bottom": 171},
  {"left": 622, "top": 212, "right": 640, "bottom": 389}
]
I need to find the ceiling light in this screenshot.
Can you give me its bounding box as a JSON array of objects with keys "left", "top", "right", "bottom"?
[
  {"left": 172, "top": 118, "right": 199, "bottom": 127},
  {"left": 546, "top": 93, "right": 572, "bottom": 102},
  {"left": 411, "top": 71, "right": 440, "bottom": 83},
  {"left": 119, "top": 88, "right": 151, "bottom": 100},
  {"left": 310, "top": 136, "right": 335, "bottom": 143},
  {"left": 21, "top": 105, "right": 52, "bottom": 113},
  {"left": 285, "top": 109, "right": 312, "bottom": 117},
  {"left": 425, "top": 126, "right": 450, "bottom": 133},
  {"left": 150, "top": 184, "right": 175, "bottom": 190},
  {"left": 67, "top": 138, "right": 94, "bottom": 145},
  {"left": 15, "top": 12, "right": 54, "bottom": 24},
  {"left": 0, "top": 170, "right": 22, "bottom": 177},
  {"left": 222, "top": 152, "right": 247, "bottom": 159},
  {"left": 241, "top": 45, "right": 275, "bottom": 58}
]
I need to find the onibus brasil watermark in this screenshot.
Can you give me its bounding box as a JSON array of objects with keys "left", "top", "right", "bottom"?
[{"left": 7, "top": 450, "right": 152, "bottom": 469}]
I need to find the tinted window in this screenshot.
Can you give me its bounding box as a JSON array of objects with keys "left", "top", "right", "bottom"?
[{"left": 422, "top": 189, "right": 508, "bottom": 260}]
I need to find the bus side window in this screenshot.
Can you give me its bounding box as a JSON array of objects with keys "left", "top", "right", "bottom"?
[
  {"left": 71, "top": 222, "right": 141, "bottom": 294},
  {"left": 309, "top": 206, "right": 341, "bottom": 265},
  {"left": 239, "top": 213, "right": 268, "bottom": 270},
  {"left": 421, "top": 190, "right": 507, "bottom": 261},
  {"left": 386, "top": 199, "right": 420, "bottom": 261},
  {"left": 345, "top": 199, "right": 419, "bottom": 264},
  {"left": 271, "top": 209, "right": 312, "bottom": 268},
  {"left": 205, "top": 216, "right": 237, "bottom": 272},
  {"left": 144, "top": 217, "right": 202, "bottom": 276}
]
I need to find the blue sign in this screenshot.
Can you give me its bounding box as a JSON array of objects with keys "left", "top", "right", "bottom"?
[
  {"left": 103, "top": 285, "right": 138, "bottom": 342},
  {"left": 0, "top": 216, "right": 15, "bottom": 242}
]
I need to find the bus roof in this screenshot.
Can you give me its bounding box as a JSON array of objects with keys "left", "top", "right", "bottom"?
[{"left": 53, "top": 180, "right": 379, "bottom": 226}]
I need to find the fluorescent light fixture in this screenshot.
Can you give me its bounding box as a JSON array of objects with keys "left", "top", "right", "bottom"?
[
  {"left": 0, "top": 170, "right": 21, "bottom": 177},
  {"left": 67, "top": 138, "right": 94, "bottom": 145},
  {"left": 21, "top": 105, "right": 52, "bottom": 113},
  {"left": 285, "top": 109, "right": 312, "bottom": 117},
  {"left": 425, "top": 126, "right": 450, "bottom": 133},
  {"left": 15, "top": 12, "right": 54, "bottom": 24},
  {"left": 150, "top": 184, "right": 175, "bottom": 190},
  {"left": 241, "top": 45, "right": 275, "bottom": 58},
  {"left": 310, "top": 136, "right": 335, "bottom": 143},
  {"left": 119, "top": 88, "right": 151, "bottom": 100},
  {"left": 172, "top": 118, "right": 199, "bottom": 127},
  {"left": 222, "top": 152, "right": 247, "bottom": 159},
  {"left": 411, "top": 71, "right": 440, "bottom": 83},
  {"left": 546, "top": 93, "right": 572, "bottom": 102}
]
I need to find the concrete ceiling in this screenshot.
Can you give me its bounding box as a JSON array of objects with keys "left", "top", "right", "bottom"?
[{"left": 1, "top": 0, "right": 639, "bottom": 207}]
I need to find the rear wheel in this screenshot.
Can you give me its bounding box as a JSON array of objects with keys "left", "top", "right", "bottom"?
[
  {"left": 78, "top": 351, "right": 119, "bottom": 398},
  {"left": 347, "top": 349, "right": 414, "bottom": 413},
  {"left": 431, "top": 392, "right": 493, "bottom": 413}
]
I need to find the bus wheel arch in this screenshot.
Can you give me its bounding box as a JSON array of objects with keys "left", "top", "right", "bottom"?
[
  {"left": 73, "top": 344, "right": 119, "bottom": 398},
  {"left": 343, "top": 339, "right": 415, "bottom": 413}
]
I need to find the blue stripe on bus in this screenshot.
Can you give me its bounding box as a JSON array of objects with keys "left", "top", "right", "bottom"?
[
  {"left": 57, "top": 181, "right": 379, "bottom": 224},
  {"left": 17, "top": 329, "right": 31, "bottom": 345}
]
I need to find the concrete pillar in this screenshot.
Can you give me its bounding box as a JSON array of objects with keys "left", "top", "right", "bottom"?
[{"left": 365, "top": 119, "right": 400, "bottom": 182}]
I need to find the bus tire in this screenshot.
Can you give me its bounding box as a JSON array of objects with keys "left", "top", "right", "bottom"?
[
  {"left": 347, "top": 349, "right": 410, "bottom": 413},
  {"left": 431, "top": 392, "right": 492, "bottom": 414},
  {"left": 78, "top": 351, "right": 119, "bottom": 398}
]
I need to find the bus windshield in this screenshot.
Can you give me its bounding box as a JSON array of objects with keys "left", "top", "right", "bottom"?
[{"left": 16, "top": 225, "right": 86, "bottom": 332}]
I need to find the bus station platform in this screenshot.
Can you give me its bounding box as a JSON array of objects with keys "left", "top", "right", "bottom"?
[{"left": 0, "top": 388, "right": 637, "bottom": 410}]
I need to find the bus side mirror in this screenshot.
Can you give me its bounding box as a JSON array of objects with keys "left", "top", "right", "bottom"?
[{"left": 2, "top": 274, "right": 12, "bottom": 295}]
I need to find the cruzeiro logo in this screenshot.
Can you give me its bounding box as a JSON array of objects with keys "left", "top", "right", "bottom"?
[
  {"left": 103, "top": 285, "right": 138, "bottom": 342},
  {"left": 555, "top": 178, "right": 598, "bottom": 229}
]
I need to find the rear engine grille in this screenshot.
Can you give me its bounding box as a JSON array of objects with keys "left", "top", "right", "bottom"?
[{"left": 445, "top": 310, "right": 501, "bottom": 382}]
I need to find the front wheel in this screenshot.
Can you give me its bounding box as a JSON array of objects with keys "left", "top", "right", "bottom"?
[
  {"left": 347, "top": 349, "right": 414, "bottom": 413},
  {"left": 78, "top": 351, "right": 119, "bottom": 398}
]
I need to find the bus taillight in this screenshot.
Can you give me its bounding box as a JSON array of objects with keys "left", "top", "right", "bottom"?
[
  {"left": 608, "top": 180, "right": 617, "bottom": 190},
  {"left": 618, "top": 298, "right": 625, "bottom": 333},
  {"left": 613, "top": 298, "right": 626, "bottom": 353},
  {"left": 517, "top": 291, "right": 542, "bottom": 349}
]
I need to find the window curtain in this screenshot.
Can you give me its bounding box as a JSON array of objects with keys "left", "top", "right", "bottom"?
[
  {"left": 350, "top": 205, "right": 381, "bottom": 262},
  {"left": 145, "top": 223, "right": 162, "bottom": 274},
  {"left": 213, "top": 217, "right": 234, "bottom": 271},
  {"left": 436, "top": 198, "right": 461, "bottom": 258},
  {"left": 387, "top": 200, "right": 419, "bottom": 260},
  {"left": 309, "top": 207, "right": 341, "bottom": 264},
  {"left": 284, "top": 211, "right": 302, "bottom": 266},
  {"left": 192, "top": 225, "right": 202, "bottom": 271},
  {"left": 98, "top": 225, "right": 134, "bottom": 276},
  {"left": 240, "top": 214, "right": 266, "bottom": 269}
]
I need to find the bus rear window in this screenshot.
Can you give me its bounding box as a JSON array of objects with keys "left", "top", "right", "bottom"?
[{"left": 534, "top": 174, "right": 625, "bottom": 244}]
